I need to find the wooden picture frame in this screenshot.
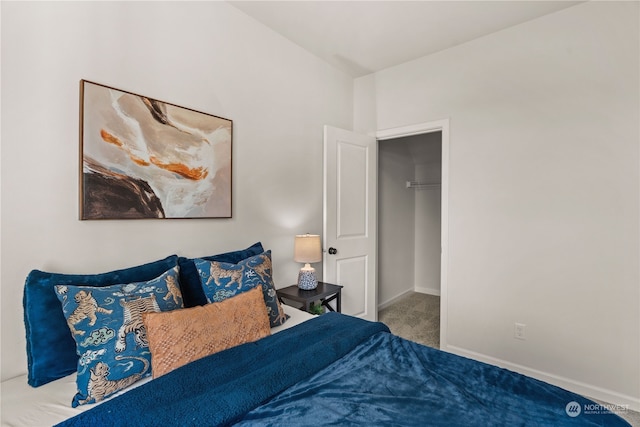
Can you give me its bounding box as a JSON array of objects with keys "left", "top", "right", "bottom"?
[{"left": 79, "top": 80, "right": 232, "bottom": 219}]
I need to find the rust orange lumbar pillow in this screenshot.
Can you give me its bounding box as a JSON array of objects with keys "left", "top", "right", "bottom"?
[{"left": 143, "top": 285, "right": 270, "bottom": 378}]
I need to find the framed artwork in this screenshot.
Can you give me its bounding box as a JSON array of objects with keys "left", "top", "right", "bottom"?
[{"left": 79, "top": 80, "right": 232, "bottom": 219}]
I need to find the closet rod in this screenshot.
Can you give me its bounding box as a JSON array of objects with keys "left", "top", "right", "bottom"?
[{"left": 406, "top": 181, "right": 441, "bottom": 190}]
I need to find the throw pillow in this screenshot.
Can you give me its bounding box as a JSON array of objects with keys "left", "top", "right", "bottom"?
[
  {"left": 177, "top": 242, "right": 264, "bottom": 307},
  {"left": 194, "top": 250, "right": 289, "bottom": 327},
  {"left": 23, "top": 254, "right": 179, "bottom": 387},
  {"left": 143, "top": 286, "right": 270, "bottom": 378},
  {"left": 55, "top": 266, "right": 183, "bottom": 407}
]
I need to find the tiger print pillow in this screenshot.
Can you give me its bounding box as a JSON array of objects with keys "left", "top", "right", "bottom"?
[
  {"left": 55, "top": 266, "right": 183, "bottom": 407},
  {"left": 194, "top": 250, "right": 289, "bottom": 327}
]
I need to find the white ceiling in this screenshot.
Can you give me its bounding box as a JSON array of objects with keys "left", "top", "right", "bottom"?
[{"left": 229, "top": 1, "right": 583, "bottom": 77}]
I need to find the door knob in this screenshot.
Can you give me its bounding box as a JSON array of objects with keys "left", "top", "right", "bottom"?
[{"left": 328, "top": 247, "right": 337, "bottom": 255}]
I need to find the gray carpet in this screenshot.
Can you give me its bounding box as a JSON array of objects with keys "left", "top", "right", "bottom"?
[
  {"left": 378, "top": 292, "right": 639, "bottom": 426},
  {"left": 378, "top": 291, "right": 440, "bottom": 349}
]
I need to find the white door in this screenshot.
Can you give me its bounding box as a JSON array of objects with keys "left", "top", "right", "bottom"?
[{"left": 323, "top": 125, "right": 377, "bottom": 321}]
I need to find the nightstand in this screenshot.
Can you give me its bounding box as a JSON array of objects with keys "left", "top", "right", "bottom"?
[{"left": 276, "top": 282, "right": 343, "bottom": 314}]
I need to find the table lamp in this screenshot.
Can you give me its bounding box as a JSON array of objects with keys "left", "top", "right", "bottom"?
[{"left": 294, "top": 234, "right": 322, "bottom": 290}]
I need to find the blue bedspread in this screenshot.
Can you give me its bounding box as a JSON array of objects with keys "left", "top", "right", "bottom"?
[
  {"left": 237, "top": 332, "right": 630, "bottom": 426},
  {"left": 56, "top": 313, "right": 388, "bottom": 427},
  {"left": 57, "top": 313, "right": 629, "bottom": 427}
]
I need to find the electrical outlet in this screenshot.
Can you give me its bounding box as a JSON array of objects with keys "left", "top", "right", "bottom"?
[{"left": 514, "top": 323, "right": 526, "bottom": 340}]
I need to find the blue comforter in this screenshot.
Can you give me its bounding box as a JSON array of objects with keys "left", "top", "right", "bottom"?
[
  {"left": 237, "top": 332, "right": 629, "bottom": 426},
  {"left": 57, "top": 313, "right": 629, "bottom": 426},
  {"left": 56, "top": 313, "right": 388, "bottom": 427}
]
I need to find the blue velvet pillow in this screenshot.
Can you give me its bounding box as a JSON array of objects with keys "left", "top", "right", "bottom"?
[
  {"left": 194, "top": 250, "right": 289, "bottom": 327},
  {"left": 55, "top": 266, "right": 183, "bottom": 407},
  {"left": 23, "top": 254, "right": 178, "bottom": 387},
  {"left": 178, "top": 242, "right": 264, "bottom": 307}
]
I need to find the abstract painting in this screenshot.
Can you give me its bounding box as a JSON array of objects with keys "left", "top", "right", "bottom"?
[{"left": 80, "top": 80, "right": 232, "bottom": 219}]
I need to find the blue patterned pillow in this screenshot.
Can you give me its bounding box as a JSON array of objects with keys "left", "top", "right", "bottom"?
[
  {"left": 194, "top": 251, "right": 289, "bottom": 327},
  {"left": 55, "top": 266, "right": 183, "bottom": 407},
  {"left": 178, "top": 242, "right": 264, "bottom": 307},
  {"left": 23, "top": 254, "right": 179, "bottom": 387}
]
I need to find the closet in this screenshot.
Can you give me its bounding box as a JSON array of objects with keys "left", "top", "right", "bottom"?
[{"left": 378, "top": 132, "right": 442, "bottom": 309}]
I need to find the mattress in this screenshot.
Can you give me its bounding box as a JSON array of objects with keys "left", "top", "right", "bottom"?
[{"left": 0, "top": 305, "right": 315, "bottom": 427}]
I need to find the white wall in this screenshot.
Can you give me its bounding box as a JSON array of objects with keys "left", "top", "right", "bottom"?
[
  {"left": 378, "top": 140, "right": 415, "bottom": 307},
  {"left": 353, "top": 74, "right": 377, "bottom": 137},
  {"left": 0, "top": 1, "right": 353, "bottom": 381},
  {"left": 413, "top": 133, "right": 442, "bottom": 295},
  {"left": 413, "top": 179, "right": 441, "bottom": 296},
  {"left": 373, "top": 1, "right": 639, "bottom": 407}
]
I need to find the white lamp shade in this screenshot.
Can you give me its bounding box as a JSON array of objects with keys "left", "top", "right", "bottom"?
[{"left": 294, "top": 234, "right": 322, "bottom": 263}]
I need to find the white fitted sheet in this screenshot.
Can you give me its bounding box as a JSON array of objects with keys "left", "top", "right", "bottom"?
[{"left": 1, "top": 305, "right": 315, "bottom": 427}]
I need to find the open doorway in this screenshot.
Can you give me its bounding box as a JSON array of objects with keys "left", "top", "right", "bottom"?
[
  {"left": 322, "top": 120, "right": 449, "bottom": 344},
  {"left": 375, "top": 121, "right": 448, "bottom": 349}
]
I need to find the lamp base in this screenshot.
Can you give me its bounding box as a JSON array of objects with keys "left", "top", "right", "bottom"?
[{"left": 297, "top": 269, "right": 318, "bottom": 290}]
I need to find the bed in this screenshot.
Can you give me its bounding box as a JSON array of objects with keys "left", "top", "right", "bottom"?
[
  {"left": 1, "top": 305, "right": 314, "bottom": 426},
  {"left": 2, "top": 243, "right": 632, "bottom": 426}
]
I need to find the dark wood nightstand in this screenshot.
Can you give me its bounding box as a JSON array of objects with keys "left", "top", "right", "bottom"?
[{"left": 276, "top": 282, "right": 343, "bottom": 314}]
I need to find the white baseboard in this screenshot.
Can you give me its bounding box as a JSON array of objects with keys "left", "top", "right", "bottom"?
[
  {"left": 444, "top": 344, "right": 640, "bottom": 412},
  {"left": 379, "top": 286, "right": 441, "bottom": 310},
  {"left": 415, "top": 286, "right": 440, "bottom": 296},
  {"left": 378, "top": 288, "right": 414, "bottom": 310}
]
